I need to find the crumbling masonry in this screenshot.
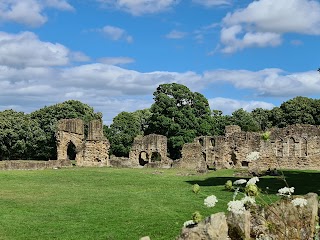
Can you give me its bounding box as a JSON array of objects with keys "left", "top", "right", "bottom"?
[
  {"left": 56, "top": 119, "right": 110, "bottom": 167},
  {"left": 177, "top": 124, "right": 320, "bottom": 171},
  {"left": 55, "top": 119, "right": 320, "bottom": 171}
]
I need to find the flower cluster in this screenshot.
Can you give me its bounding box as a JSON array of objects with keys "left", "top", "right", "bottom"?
[
  {"left": 227, "top": 200, "right": 246, "bottom": 215},
  {"left": 233, "top": 179, "right": 247, "bottom": 185},
  {"left": 291, "top": 197, "right": 307, "bottom": 207},
  {"left": 277, "top": 187, "right": 294, "bottom": 197},
  {"left": 204, "top": 195, "right": 218, "bottom": 208},
  {"left": 246, "top": 176, "right": 259, "bottom": 186},
  {"left": 227, "top": 195, "right": 256, "bottom": 215}
]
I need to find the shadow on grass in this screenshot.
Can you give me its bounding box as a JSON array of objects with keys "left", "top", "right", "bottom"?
[{"left": 186, "top": 170, "right": 320, "bottom": 196}]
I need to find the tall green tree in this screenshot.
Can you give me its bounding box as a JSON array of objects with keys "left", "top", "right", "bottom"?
[
  {"left": 230, "top": 108, "right": 260, "bottom": 132},
  {"left": 251, "top": 108, "right": 272, "bottom": 131},
  {"left": 0, "top": 110, "right": 46, "bottom": 160},
  {"left": 107, "top": 110, "right": 150, "bottom": 157},
  {"left": 211, "top": 109, "right": 231, "bottom": 135},
  {"left": 30, "top": 100, "right": 102, "bottom": 159},
  {"left": 146, "top": 83, "right": 212, "bottom": 159},
  {"left": 279, "top": 96, "right": 316, "bottom": 126}
]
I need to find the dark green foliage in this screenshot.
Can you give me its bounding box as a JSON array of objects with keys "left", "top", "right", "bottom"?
[
  {"left": 106, "top": 109, "right": 151, "bottom": 157},
  {"left": 0, "top": 110, "right": 46, "bottom": 160},
  {"left": 146, "top": 83, "right": 212, "bottom": 159},
  {"left": 251, "top": 108, "right": 272, "bottom": 131},
  {"left": 30, "top": 100, "right": 102, "bottom": 159},
  {"left": 211, "top": 110, "right": 231, "bottom": 135},
  {"left": 279, "top": 96, "right": 316, "bottom": 125},
  {"left": 230, "top": 108, "right": 260, "bottom": 132}
]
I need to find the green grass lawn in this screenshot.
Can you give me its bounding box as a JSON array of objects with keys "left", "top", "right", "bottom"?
[{"left": 0, "top": 167, "right": 319, "bottom": 240}]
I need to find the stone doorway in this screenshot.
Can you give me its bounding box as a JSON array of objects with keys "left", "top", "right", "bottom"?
[
  {"left": 67, "top": 141, "right": 77, "bottom": 161},
  {"left": 139, "top": 151, "right": 149, "bottom": 166}
]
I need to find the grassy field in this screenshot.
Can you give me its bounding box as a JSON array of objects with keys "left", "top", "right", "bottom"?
[{"left": 0, "top": 167, "right": 319, "bottom": 240}]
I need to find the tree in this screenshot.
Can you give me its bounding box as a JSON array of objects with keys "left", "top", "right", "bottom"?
[
  {"left": 146, "top": 83, "right": 212, "bottom": 159},
  {"left": 211, "top": 109, "right": 231, "bottom": 135},
  {"left": 107, "top": 110, "right": 148, "bottom": 157},
  {"left": 230, "top": 108, "right": 260, "bottom": 132},
  {"left": 251, "top": 108, "right": 272, "bottom": 131},
  {"left": 0, "top": 110, "right": 46, "bottom": 160},
  {"left": 30, "top": 100, "right": 102, "bottom": 159},
  {"left": 279, "top": 96, "right": 316, "bottom": 126}
]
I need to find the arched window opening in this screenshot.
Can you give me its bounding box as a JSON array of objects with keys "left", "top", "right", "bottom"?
[
  {"left": 210, "top": 138, "right": 215, "bottom": 147},
  {"left": 67, "top": 141, "right": 77, "bottom": 160},
  {"left": 139, "top": 152, "right": 149, "bottom": 166},
  {"left": 276, "top": 138, "right": 283, "bottom": 157},
  {"left": 199, "top": 138, "right": 204, "bottom": 146},
  {"left": 151, "top": 152, "right": 161, "bottom": 162},
  {"left": 289, "top": 137, "right": 295, "bottom": 157}
]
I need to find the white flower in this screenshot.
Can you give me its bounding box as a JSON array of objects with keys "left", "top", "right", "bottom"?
[
  {"left": 204, "top": 195, "right": 218, "bottom": 208},
  {"left": 277, "top": 187, "right": 295, "bottom": 197},
  {"left": 292, "top": 198, "right": 307, "bottom": 207},
  {"left": 246, "top": 177, "right": 259, "bottom": 186},
  {"left": 183, "top": 220, "right": 195, "bottom": 227},
  {"left": 234, "top": 179, "right": 247, "bottom": 185},
  {"left": 227, "top": 200, "right": 245, "bottom": 215},
  {"left": 241, "top": 196, "right": 256, "bottom": 205}
]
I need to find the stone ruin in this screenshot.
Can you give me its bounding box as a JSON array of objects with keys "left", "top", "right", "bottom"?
[
  {"left": 55, "top": 121, "right": 320, "bottom": 171},
  {"left": 56, "top": 119, "right": 110, "bottom": 167},
  {"left": 110, "top": 134, "right": 172, "bottom": 168},
  {"left": 2, "top": 119, "right": 320, "bottom": 171},
  {"left": 176, "top": 124, "right": 320, "bottom": 172},
  {"left": 129, "top": 134, "right": 171, "bottom": 167}
]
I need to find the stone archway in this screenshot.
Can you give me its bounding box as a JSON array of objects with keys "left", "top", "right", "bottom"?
[
  {"left": 67, "top": 141, "right": 77, "bottom": 160},
  {"left": 151, "top": 152, "right": 161, "bottom": 162},
  {"left": 139, "top": 151, "right": 149, "bottom": 166}
]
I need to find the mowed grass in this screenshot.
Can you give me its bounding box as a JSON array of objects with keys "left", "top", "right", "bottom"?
[{"left": 0, "top": 167, "right": 319, "bottom": 240}]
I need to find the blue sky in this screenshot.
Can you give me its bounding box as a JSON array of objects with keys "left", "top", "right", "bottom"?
[{"left": 0, "top": 0, "right": 320, "bottom": 124}]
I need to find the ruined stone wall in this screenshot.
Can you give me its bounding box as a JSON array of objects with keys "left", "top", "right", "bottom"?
[
  {"left": 56, "top": 119, "right": 85, "bottom": 163},
  {"left": 251, "top": 124, "right": 320, "bottom": 171},
  {"left": 175, "top": 142, "right": 206, "bottom": 170},
  {"left": 78, "top": 119, "right": 110, "bottom": 167},
  {"left": 56, "top": 118, "right": 110, "bottom": 167},
  {"left": 178, "top": 124, "right": 320, "bottom": 171},
  {"left": 129, "top": 134, "right": 169, "bottom": 167}
]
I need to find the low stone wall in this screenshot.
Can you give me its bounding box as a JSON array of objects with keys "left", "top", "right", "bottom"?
[
  {"left": 0, "top": 160, "right": 72, "bottom": 170},
  {"left": 109, "top": 156, "right": 133, "bottom": 168}
]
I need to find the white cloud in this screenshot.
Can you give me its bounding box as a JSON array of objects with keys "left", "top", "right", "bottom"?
[
  {"left": 208, "top": 97, "right": 275, "bottom": 115},
  {"left": 220, "top": 0, "right": 320, "bottom": 52},
  {"left": 166, "top": 30, "right": 188, "bottom": 39},
  {"left": 97, "top": 0, "right": 179, "bottom": 15},
  {"left": 220, "top": 25, "right": 282, "bottom": 53},
  {"left": 0, "top": 0, "right": 73, "bottom": 27},
  {"left": 0, "top": 32, "right": 319, "bottom": 124},
  {"left": 98, "top": 57, "right": 135, "bottom": 65},
  {"left": 69, "top": 51, "right": 91, "bottom": 62},
  {"left": 203, "top": 68, "right": 320, "bottom": 97},
  {"left": 192, "top": 0, "right": 232, "bottom": 7},
  {"left": 101, "top": 25, "right": 133, "bottom": 43},
  {"left": 0, "top": 31, "right": 70, "bottom": 67},
  {"left": 43, "top": 0, "right": 74, "bottom": 10}
]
